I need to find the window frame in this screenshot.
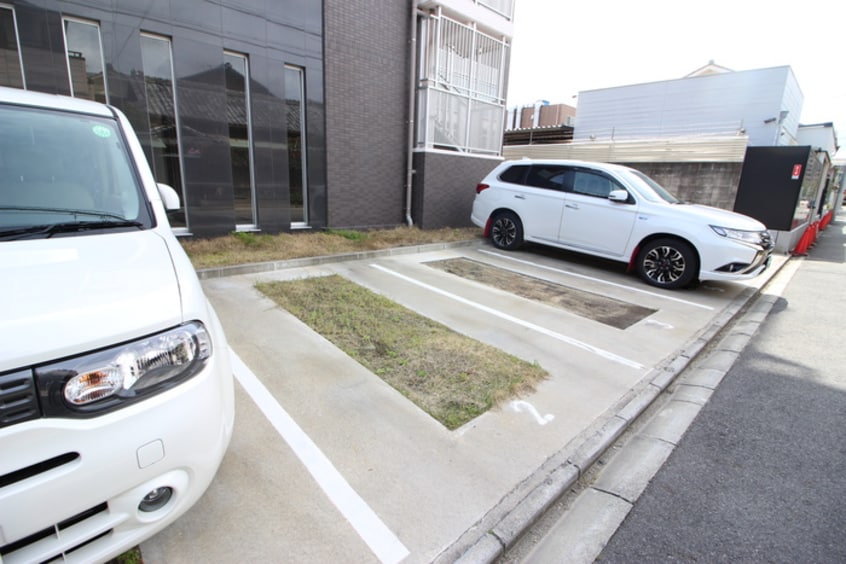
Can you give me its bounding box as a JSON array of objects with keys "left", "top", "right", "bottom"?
[
  {"left": 224, "top": 50, "right": 258, "bottom": 231},
  {"left": 0, "top": 4, "right": 26, "bottom": 89},
  {"left": 139, "top": 32, "right": 188, "bottom": 233},
  {"left": 285, "top": 64, "right": 308, "bottom": 228},
  {"left": 61, "top": 16, "right": 109, "bottom": 104}
]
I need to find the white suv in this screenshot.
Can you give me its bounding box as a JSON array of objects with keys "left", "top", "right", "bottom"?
[
  {"left": 0, "top": 87, "right": 234, "bottom": 563},
  {"left": 471, "top": 159, "right": 773, "bottom": 289}
]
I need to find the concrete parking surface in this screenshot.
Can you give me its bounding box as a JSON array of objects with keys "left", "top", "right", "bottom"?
[{"left": 140, "top": 241, "right": 786, "bottom": 563}]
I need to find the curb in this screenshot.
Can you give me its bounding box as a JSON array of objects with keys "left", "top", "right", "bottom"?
[
  {"left": 194, "top": 239, "right": 483, "bottom": 280},
  {"left": 441, "top": 254, "right": 794, "bottom": 563},
  {"left": 195, "top": 239, "right": 793, "bottom": 562}
]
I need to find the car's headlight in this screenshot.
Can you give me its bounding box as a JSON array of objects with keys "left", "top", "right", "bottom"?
[
  {"left": 36, "top": 322, "right": 212, "bottom": 417},
  {"left": 710, "top": 225, "right": 766, "bottom": 246}
]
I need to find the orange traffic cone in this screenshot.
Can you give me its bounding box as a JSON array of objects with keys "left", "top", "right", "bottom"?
[{"left": 791, "top": 225, "right": 813, "bottom": 256}]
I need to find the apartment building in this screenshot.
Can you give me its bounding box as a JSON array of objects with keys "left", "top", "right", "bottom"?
[{"left": 0, "top": 0, "right": 513, "bottom": 236}]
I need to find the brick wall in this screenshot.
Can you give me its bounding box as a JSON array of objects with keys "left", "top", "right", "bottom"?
[
  {"left": 412, "top": 152, "right": 502, "bottom": 229},
  {"left": 323, "top": 0, "right": 411, "bottom": 229}
]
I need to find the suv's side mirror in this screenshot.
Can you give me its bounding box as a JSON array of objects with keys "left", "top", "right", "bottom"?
[
  {"left": 608, "top": 189, "right": 630, "bottom": 203},
  {"left": 157, "top": 183, "right": 181, "bottom": 210}
]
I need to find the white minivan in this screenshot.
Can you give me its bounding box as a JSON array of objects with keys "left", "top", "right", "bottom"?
[{"left": 0, "top": 87, "right": 234, "bottom": 562}]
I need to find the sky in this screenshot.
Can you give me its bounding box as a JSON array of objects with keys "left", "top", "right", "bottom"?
[{"left": 506, "top": 0, "right": 846, "bottom": 155}]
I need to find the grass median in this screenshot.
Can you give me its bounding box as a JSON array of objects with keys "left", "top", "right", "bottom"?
[
  {"left": 181, "top": 226, "right": 480, "bottom": 269},
  {"left": 257, "top": 275, "right": 547, "bottom": 430}
]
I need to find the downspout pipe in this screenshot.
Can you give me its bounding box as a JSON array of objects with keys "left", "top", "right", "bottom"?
[{"left": 405, "top": 3, "right": 421, "bottom": 226}]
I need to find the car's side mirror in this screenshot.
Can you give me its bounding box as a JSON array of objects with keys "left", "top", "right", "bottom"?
[
  {"left": 608, "top": 189, "right": 630, "bottom": 203},
  {"left": 157, "top": 183, "right": 181, "bottom": 210}
]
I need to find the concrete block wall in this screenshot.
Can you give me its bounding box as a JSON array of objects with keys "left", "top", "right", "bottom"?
[
  {"left": 626, "top": 162, "right": 744, "bottom": 210},
  {"left": 323, "top": 0, "right": 412, "bottom": 229}
]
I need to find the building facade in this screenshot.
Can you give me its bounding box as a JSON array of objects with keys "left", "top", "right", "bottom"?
[
  {"left": 1, "top": 0, "right": 513, "bottom": 236},
  {"left": 574, "top": 65, "right": 804, "bottom": 147},
  {"left": 409, "top": 0, "right": 513, "bottom": 228}
]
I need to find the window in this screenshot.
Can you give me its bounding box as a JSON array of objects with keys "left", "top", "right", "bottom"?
[
  {"left": 285, "top": 65, "right": 307, "bottom": 226},
  {"left": 0, "top": 104, "right": 150, "bottom": 230},
  {"left": 139, "top": 33, "right": 186, "bottom": 229},
  {"left": 417, "top": 12, "right": 508, "bottom": 155},
  {"left": 0, "top": 5, "right": 24, "bottom": 88},
  {"left": 477, "top": 0, "right": 514, "bottom": 19},
  {"left": 572, "top": 171, "right": 617, "bottom": 198},
  {"left": 499, "top": 165, "right": 528, "bottom": 184},
  {"left": 224, "top": 51, "right": 256, "bottom": 229},
  {"left": 525, "top": 166, "right": 572, "bottom": 191},
  {"left": 63, "top": 18, "right": 108, "bottom": 103}
]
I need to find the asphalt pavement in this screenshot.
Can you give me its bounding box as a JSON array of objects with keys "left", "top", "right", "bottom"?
[{"left": 512, "top": 217, "right": 846, "bottom": 563}]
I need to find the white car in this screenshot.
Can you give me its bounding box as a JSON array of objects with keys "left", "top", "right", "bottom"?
[
  {"left": 0, "top": 87, "right": 234, "bottom": 563},
  {"left": 471, "top": 159, "right": 773, "bottom": 289}
]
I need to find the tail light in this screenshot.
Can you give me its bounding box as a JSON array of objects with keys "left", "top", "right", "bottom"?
[{"left": 476, "top": 183, "right": 490, "bottom": 194}]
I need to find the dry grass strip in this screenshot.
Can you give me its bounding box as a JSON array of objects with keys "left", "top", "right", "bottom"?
[{"left": 257, "top": 275, "right": 546, "bottom": 430}]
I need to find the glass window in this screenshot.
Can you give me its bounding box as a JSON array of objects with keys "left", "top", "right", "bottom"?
[
  {"left": 0, "top": 104, "right": 152, "bottom": 236},
  {"left": 526, "top": 166, "right": 572, "bottom": 191},
  {"left": 139, "top": 33, "right": 186, "bottom": 228},
  {"left": 499, "top": 165, "right": 528, "bottom": 184},
  {"left": 572, "top": 171, "right": 616, "bottom": 198},
  {"left": 477, "top": 0, "right": 514, "bottom": 19},
  {"left": 285, "top": 65, "right": 307, "bottom": 226},
  {"left": 624, "top": 169, "right": 677, "bottom": 203},
  {"left": 63, "top": 18, "right": 108, "bottom": 103},
  {"left": 0, "top": 6, "right": 24, "bottom": 88},
  {"left": 224, "top": 51, "right": 256, "bottom": 228}
]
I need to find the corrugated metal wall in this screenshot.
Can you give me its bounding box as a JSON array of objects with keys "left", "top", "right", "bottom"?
[{"left": 573, "top": 66, "right": 803, "bottom": 147}]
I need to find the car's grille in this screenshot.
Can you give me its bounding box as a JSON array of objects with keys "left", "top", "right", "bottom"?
[
  {"left": 0, "top": 502, "right": 120, "bottom": 564},
  {"left": 0, "top": 369, "right": 40, "bottom": 430},
  {"left": 0, "top": 452, "right": 80, "bottom": 489}
]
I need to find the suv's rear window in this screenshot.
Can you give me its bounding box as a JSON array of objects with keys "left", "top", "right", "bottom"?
[{"left": 0, "top": 104, "right": 152, "bottom": 238}]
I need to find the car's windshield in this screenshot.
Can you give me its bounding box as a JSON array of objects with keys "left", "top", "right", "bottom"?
[
  {"left": 0, "top": 104, "right": 152, "bottom": 240},
  {"left": 623, "top": 169, "right": 681, "bottom": 204}
]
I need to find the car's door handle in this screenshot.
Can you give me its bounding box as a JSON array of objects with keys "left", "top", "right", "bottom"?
[
  {"left": 514, "top": 194, "right": 526, "bottom": 200},
  {"left": 565, "top": 203, "right": 579, "bottom": 209}
]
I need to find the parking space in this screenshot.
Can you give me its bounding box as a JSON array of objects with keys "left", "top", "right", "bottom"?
[{"left": 141, "top": 242, "right": 780, "bottom": 563}]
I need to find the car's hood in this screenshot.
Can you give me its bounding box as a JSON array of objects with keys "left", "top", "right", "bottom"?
[
  {"left": 0, "top": 231, "right": 183, "bottom": 370},
  {"left": 675, "top": 203, "right": 766, "bottom": 231}
]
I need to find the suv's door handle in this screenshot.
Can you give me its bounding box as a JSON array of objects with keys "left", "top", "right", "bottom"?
[
  {"left": 565, "top": 203, "right": 579, "bottom": 209},
  {"left": 514, "top": 194, "right": 526, "bottom": 200}
]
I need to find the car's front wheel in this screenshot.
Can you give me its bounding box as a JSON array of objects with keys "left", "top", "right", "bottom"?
[
  {"left": 635, "top": 238, "right": 698, "bottom": 289},
  {"left": 490, "top": 211, "right": 523, "bottom": 250}
]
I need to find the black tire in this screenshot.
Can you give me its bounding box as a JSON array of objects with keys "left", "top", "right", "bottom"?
[
  {"left": 490, "top": 211, "right": 523, "bottom": 250},
  {"left": 635, "top": 238, "right": 698, "bottom": 289}
]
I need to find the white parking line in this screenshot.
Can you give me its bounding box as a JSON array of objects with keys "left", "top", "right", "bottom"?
[
  {"left": 230, "top": 350, "right": 410, "bottom": 564},
  {"left": 477, "top": 249, "right": 715, "bottom": 311},
  {"left": 370, "top": 264, "right": 645, "bottom": 370}
]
